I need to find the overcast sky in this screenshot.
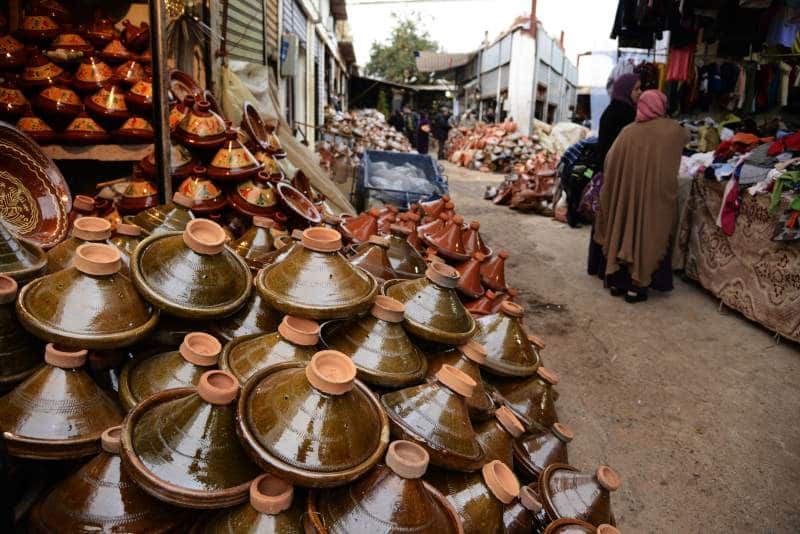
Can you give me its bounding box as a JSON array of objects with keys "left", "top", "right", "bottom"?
[{"left": 347, "top": 0, "right": 620, "bottom": 86}]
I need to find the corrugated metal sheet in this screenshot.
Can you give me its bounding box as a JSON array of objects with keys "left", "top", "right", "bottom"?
[
  {"left": 266, "top": 0, "right": 279, "bottom": 59},
  {"left": 500, "top": 34, "right": 512, "bottom": 65},
  {"left": 537, "top": 33, "right": 552, "bottom": 66},
  {"left": 500, "top": 64, "right": 510, "bottom": 91},
  {"left": 227, "top": 0, "right": 266, "bottom": 64},
  {"left": 551, "top": 45, "right": 564, "bottom": 74},
  {"left": 283, "top": 0, "right": 307, "bottom": 44}
]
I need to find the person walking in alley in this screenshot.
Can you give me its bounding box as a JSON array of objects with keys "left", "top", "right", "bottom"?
[
  {"left": 416, "top": 112, "right": 431, "bottom": 154},
  {"left": 433, "top": 108, "right": 452, "bottom": 160},
  {"left": 593, "top": 89, "right": 689, "bottom": 303}
]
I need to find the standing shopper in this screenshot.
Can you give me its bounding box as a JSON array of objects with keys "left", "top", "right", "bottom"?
[
  {"left": 433, "top": 108, "right": 452, "bottom": 160},
  {"left": 416, "top": 113, "right": 431, "bottom": 154},
  {"left": 586, "top": 73, "right": 641, "bottom": 279},
  {"left": 593, "top": 90, "right": 689, "bottom": 303}
]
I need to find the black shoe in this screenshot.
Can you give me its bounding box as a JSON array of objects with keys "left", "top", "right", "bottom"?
[
  {"left": 624, "top": 291, "right": 648, "bottom": 303},
  {"left": 609, "top": 287, "right": 625, "bottom": 297}
]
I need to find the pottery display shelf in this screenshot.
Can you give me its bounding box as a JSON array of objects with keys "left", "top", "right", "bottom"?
[{"left": 40, "top": 143, "right": 151, "bottom": 161}]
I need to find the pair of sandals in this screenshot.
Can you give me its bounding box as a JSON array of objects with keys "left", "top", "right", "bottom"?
[{"left": 609, "top": 286, "right": 648, "bottom": 303}]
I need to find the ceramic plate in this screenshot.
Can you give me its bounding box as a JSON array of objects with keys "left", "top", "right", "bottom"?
[
  {"left": 169, "top": 69, "right": 203, "bottom": 103},
  {"left": 241, "top": 101, "right": 268, "bottom": 150},
  {"left": 0, "top": 121, "right": 70, "bottom": 248}
]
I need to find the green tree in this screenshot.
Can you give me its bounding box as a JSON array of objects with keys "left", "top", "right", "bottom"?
[
  {"left": 376, "top": 89, "right": 389, "bottom": 117},
  {"left": 365, "top": 13, "right": 439, "bottom": 84}
]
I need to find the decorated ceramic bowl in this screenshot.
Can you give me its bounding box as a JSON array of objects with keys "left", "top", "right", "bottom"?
[{"left": 72, "top": 55, "right": 113, "bottom": 93}]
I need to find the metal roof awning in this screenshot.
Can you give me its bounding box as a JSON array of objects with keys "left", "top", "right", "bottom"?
[{"left": 415, "top": 51, "right": 475, "bottom": 73}]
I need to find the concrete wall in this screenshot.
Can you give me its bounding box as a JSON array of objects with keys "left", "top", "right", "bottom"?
[{"left": 507, "top": 30, "right": 536, "bottom": 136}]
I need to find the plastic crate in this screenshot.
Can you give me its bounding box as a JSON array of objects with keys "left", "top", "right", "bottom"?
[{"left": 357, "top": 150, "right": 448, "bottom": 211}]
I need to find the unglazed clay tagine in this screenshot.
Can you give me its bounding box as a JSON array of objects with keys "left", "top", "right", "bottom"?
[
  {"left": 230, "top": 215, "right": 276, "bottom": 270},
  {"left": 256, "top": 227, "right": 377, "bottom": 320},
  {"left": 539, "top": 464, "right": 621, "bottom": 527},
  {"left": 514, "top": 422, "right": 573, "bottom": 482},
  {"left": 174, "top": 99, "right": 227, "bottom": 150},
  {"left": 320, "top": 295, "right": 427, "bottom": 388},
  {"left": 177, "top": 166, "right": 227, "bottom": 214},
  {"left": 474, "top": 301, "right": 542, "bottom": 378},
  {"left": 339, "top": 208, "right": 378, "bottom": 244},
  {"left": 27, "top": 426, "right": 188, "bottom": 533},
  {"left": 128, "top": 192, "right": 195, "bottom": 234},
  {"left": 426, "top": 460, "right": 521, "bottom": 534},
  {"left": 198, "top": 474, "right": 304, "bottom": 534},
  {"left": 492, "top": 366, "right": 559, "bottom": 432},
  {"left": 424, "top": 214, "right": 470, "bottom": 262},
  {"left": 237, "top": 351, "right": 389, "bottom": 488},
  {"left": 385, "top": 262, "right": 476, "bottom": 345},
  {"left": 121, "top": 370, "right": 261, "bottom": 509},
  {"left": 119, "top": 332, "right": 222, "bottom": 410},
  {"left": 481, "top": 250, "right": 509, "bottom": 291},
  {"left": 0, "top": 344, "right": 123, "bottom": 459},
  {"left": 17, "top": 244, "right": 158, "bottom": 349},
  {"left": 425, "top": 341, "right": 495, "bottom": 421},
  {"left": 305, "top": 440, "right": 463, "bottom": 534},
  {"left": 46, "top": 215, "right": 112, "bottom": 273},
  {"left": 132, "top": 218, "right": 252, "bottom": 319},
  {"left": 0, "top": 222, "right": 47, "bottom": 283},
  {"left": 381, "top": 364, "right": 484, "bottom": 472},
  {"left": 207, "top": 128, "right": 262, "bottom": 181},
  {"left": 219, "top": 314, "right": 318, "bottom": 384},
  {"left": 0, "top": 275, "right": 42, "bottom": 390}
]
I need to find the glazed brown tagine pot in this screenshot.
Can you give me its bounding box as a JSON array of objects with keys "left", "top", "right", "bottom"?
[
  {"left": 228, "top": 169, "right": 280, "bottom": 219},
  {"left": 113, "top": 115, "right": 154, "bottom": 143},
  {"left": 18, "top": 243, "right": 159, "bottom": 349},
  {"left": 0, "top": 78, "right": 29, "bottom": 120},
  {"left": 481, "top": 250, "right": 509, "bottom": 291},
  {"left": 132, "top": 218, "right": 251, "bottom": 319},
  {"left": 0, "top": 275, "right": 42, "bottom": 391},
  {"left": 348, "top": 235, "right": 397, "bottom": 282},
  {"left": 474, "top": 301, "right": 542, "bottom": 378},
  {"left": 455, "top": 252, "right": 486, "bottom": 298},
  {"left": 121, "top": 370, "right": 261, "bottom": 508},
  {"left": 544, "top": 519, "right": 621, "bottom": 534},
  {"left": 514, "top": 422, "right": 574, "bottom": 482},
  {"left": 230, "top": 215, "right": 276, "bottom": 270},
  {"left": 426, "top": 459, "right": 520, "bottom": 534},
  {"left": 210, "top": 285, "right": 282, "bottom": 343},
  {"left": 256, "top": 227, "right": 377, "bottom": 320},
  {"left": 0, "top": 221, "right": 48, "bottom": 283},
  {"left": 121, "top": 20, "right": 150, "bottom": 52},
  {"left": 176, "top": 165, "right": 227, "bottom": 214},
  {"left": 0, "top": 34, "right": 26, "bottom": 69},
  {"left": 168, "top": 94, "right": 194, "bottom": 130},
  {"left": 116, "top": 169, "right": 159, "bottom": 214},
  {"left": 305, "top": 440, "right": 463, "bottom": 534},
  {"left": 474, "top": 406, "right": 525, "bottom": 468},
  {"left": 197, "top": 474, "right": 304, "bottom": 534},
  {"left": 125, "top": 76, "right": 153, "bottom": 112},
  {"left": 99, "top": 39, "right": 132, "bottom": 64},
  {"left": 491, "top": 366, "right": 559, "bottom": 432},
  {"left": 339, "top": 208, "right": 379, "bottom": 243},
  {"left": 139, "top": 141, "right": 195, "bottom": 181},
  {"left": 207, "top": 128, "right": 262, "bottom": 181},
  {"left": 61, "top": 111, "right": 110, "bottom": 144},
  {"left": 84, "top": 78, "right": 130, "bottom": 125},
  {"left": 127, "top": 191, "right": 195, "bottom": 234},
  {"left": 381, "top": 364, "right": 484, "bottom": 472},
  {"left": 32, "top": 79, "right": 82, "bottom": 128},
  {"left": 174, "top": 99, "right": 227, "bottom": 150},
  {"left": 16, "top": 109, "right": 58, "bottom": 144},
  {"left": 27, "top": 426, "right": 188, "bottom": 533},
  {"left": 424, "top": 340, "right": 495, "bottom": 421},
  {"left": 219, "top": 314, "right": 318, "bottom": 384},
  {"left": 116, "top": 57, "right": 146, "bottom": 87},
  {"left": 119, "top": 332, "right": 222, "bottom": 410},
  {"left": 502, "top": 485, "right": 549, "bottom": 534},
  {"left": 46, "top": 215, "right": 112, "bottom": 273},
  {"left": 108, "top": 222, "right": 143, "bottom": 273},
  {"left": 320, "top": 295, "right": 427, "bottom": 388},
  {"left": 538, "top": 464, "right": 621, "bottom": 527},
  {"left": 83, "top": 15, "right": 118, "bottom": 48},
  {"left": 237, "top": 350, "right": 389, "bottom": 488},
  {"left": 386, "top": 224, "right": 427, "bottom": 279},
  {"left": 0, "top": 344, "right": 123, "bottom": 459},
  {"left": 22, "top": 52, "right": 65, "bottom": 91},
  {"left": 72, "top": 54, "right": 113, "bottom": 92},
  {"left": 384, "top": 262, "right": 476, "bottom": 345},
  {"left": 47, "top": 29, "right": 92, "bottom": 63},
  {"left": 16, "top": 14, "right": 60, "bottom": 43}
]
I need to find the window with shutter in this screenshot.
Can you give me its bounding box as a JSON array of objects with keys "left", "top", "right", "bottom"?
[
  {"left": 226, "top": 0, "right": 267, "bottom": 65},
  {"left": 266, "top": 0, "right": 279, "bottom": 59}
]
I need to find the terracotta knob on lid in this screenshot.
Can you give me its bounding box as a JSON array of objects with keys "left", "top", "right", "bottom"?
[
  {"left": 172, "top": 191, "right": 193, "bottom": 208},
  {"left": 425, "top": 262, "right": 459, "bottom": 289},
  {"left": 519, "top": 486, "right": 542, "bottom": 512},
  {"left": 115, "top": 223, "right": 141, "bottom": 237},
  {"left": 501, "top": 301, "right": 524, "bottom": 318},
  {"left": 0, "top": 275, "right": 18, "bottom": 305},
  {"left": 197, "top": 370, "right": 240, "bottom": 405},
  {"left": 482, "top": 460, "right": 520, "bottom": 504},
  {"left": 498, "top": 250, "right": 510, "bottom": 259},
  {"left": 528, "top": 334, "right": 546, "bottom": 349},
  {"left": 305, "top": 350, "right": 356, "bottom": 395},
  {"left": 368, "top": 235, "right": 390, "bottom": 248},
  {"left": 536, "top": 366, "right": 559, "bottom": 385},
  {"left": 367, "top": 207, "right": 380, "bottom": 217},
  {"left": 74, "top": 243, "right": 122, "bottom": 276},
  {"left": 73, "top": 194, "right": 96, "bottom": 212},
  {"left": 45, "top": 343, "right": 88, "bottom": 369},
  {"left": 386, "top": 440, "right": 429, "bottom": 479},
  {"left": 469, "top": 221, "right": 480, "bottom": 230},
  {"left": 442, "top": 194, "right": 451, "bottom": 202},
  {"left": 196, "top": 100, "right": 211, "bottom": 112},
  {"left": 183, "top": 218, "right": 227, "bottom": 255},
  {"left": 101, "top": 426, "right": 122, "bottom": 455},
  {"left": 458, "top": 340, "right": 487, "bottom": 364},
  {"left": 253, "top": 216, "right": 274, "bottom": 229},
  {"left": 452, "top": 215, "right": 464, "bottom": 224},
  {"left": 301, "top": 227, "right": 342, "bottom": 252},
  {"left": 180, "top": 332, "right": 222, "bottom": 366},
  {"left": 552, "top": 422, "right": 574, "bottom": 443},
  {"left": 249, "top": 474, "right": 294, "bottom": 515},
  {"left": 435, "top": 364, "right": 476, "bottom": 398},
  {"left": 444, "top": 202, "right": 455, "bottom": 210},
  {"left": 278, "top": 315, "right": 320, "bottom": 346},
  {"left": 370, "top": 295, "right": 405, "bottom": 323},
  {"left": 495, "top": 406, "right": 525, "bottom": 438},
  {"left": 72, "top": 216, "right": 112, "bottom": 241},
  {"left": 596, "top": 465, "right": 621, "bottom": 492},
  {"left": 597, "top": 525, "right": 622, "bottom": 534}
]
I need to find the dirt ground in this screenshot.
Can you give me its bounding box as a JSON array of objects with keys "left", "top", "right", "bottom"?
[{"left": 441, "top": 162, "right": 800, "bottom": 534}]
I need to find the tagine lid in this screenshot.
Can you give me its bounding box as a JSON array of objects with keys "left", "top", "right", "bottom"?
[
  {"left": 63, "top": 112, "right": 111, "bottom": 143},
  {"left": 380, "top": 364, "right": 484, "bottom": 471},
  {"left": 209, "top": 289, "right": 282, "bottom": 342},
  {"left": 119, "top": 332, "right": 223, "bottom": 410},
  {"left": 0, "top": 344, "right": 123, "bottom": 459},
  {"left": 349, "top": 237, "right": 398, "bottom": 282},
  {"left": 539, "top": 464, "right": 620, "bottom": 527},
  {"left": 121, "top": 371, "right": 262, "bottom": 508},
  {"left": 320, "top": 295, "right": 427, "bottom": 388},
  {"left": 495, "top": 367, "right": 559, "bottom": 431},
  {"left": 17, "top": 244, "right": 158, "bottom": 349},
  {"left": 219, "top": 315, "right": 319, "bottom": 384},
  {"left": 425, "top": 342, "right": 494, "bottom": 421},
  {"left": 128, "top": 193, "right": 196, "bottom": 234},
  {"left": 386, "top": 226, "right": 427, "bottom": 278},
  {"left": 207, "top": 128, "right": 262, "bottom": 181},
  {"left": 384, "top": 263, "right": 476, "bottom": 344},
  {"left": 174, "top": 100, "right": 227, "bottom": 149},
  {"left": 474, "top": 301, "right": 541, "bottom": 377},
  {"left": 256, "top": 227, "right": 377, "bottom": 320},
  {"left": 237, "top": 351, "right": 389, "bottom": 488},
  {"left": 72, "top": 54, "right": 113, "bottom": 91},
  {"left": 132, "top": 219, "right": 252, "bottom": 319},
  {"left": 27, "top": 425, "right": 188, "bottom": 532},
  {"left": 0, "top": 222, "right": 48, "bottom": 282},
  {"left": 513, "top": 423, "right": 572, "bottom": 480},
  {"left": 230, "top": 218, "right": 276, "bottom": 269},
  {"left": 177, "top": 166, "right": 228, "bottom": 213},
  {"left": 305, "top": 440, "right": 463, "bottom": 534}
]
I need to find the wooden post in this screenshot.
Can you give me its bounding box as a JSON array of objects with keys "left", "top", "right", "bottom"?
[{"left": 148, "top": 0, "right": 172, "bottom": 202}]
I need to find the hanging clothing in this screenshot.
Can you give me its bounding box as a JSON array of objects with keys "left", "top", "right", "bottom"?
[
  {"left": 767, "top": 6, "right": 800, "bottom": 47},
  {"left": 667, "top": 46, "right": 695, "bottom": 82}
]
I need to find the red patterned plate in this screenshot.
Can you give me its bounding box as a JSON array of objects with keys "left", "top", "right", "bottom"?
[{"left": 0, "top": 121, "right": 71, "bottom": 248}]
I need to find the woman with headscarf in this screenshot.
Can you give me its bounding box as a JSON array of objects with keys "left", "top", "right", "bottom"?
[
  {"left": 593, "top": 90, "right": 689, "bottom": 303},
  {"left": 416, "top": 113, "right": 431, "bottom": 154},
  {"left": 587, "top": 73, "right": 642, "bottom": 277}
]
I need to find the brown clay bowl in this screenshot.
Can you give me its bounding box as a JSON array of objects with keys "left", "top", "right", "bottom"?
[{"left": 169, "top": 69, "right": 203, "bottom": 102}]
